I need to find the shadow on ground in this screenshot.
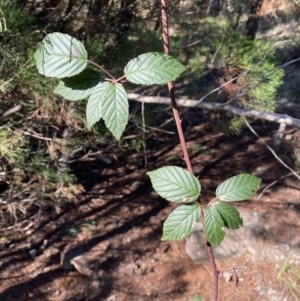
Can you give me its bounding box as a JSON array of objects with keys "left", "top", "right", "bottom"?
[{"left": 0, "top": 121, "right": 299, "bottom": 301}]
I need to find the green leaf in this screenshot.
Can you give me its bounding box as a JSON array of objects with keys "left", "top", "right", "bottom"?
[
  {"left": 204, "top": 206, "right": 225, "bottom": 247},
  {"left": 215, "top": 202, "right": 243, "bottom": 230},
  {"left": 190, "top": 296, "right": 202, "bottom": 301},
  {"left": 54, "top": 69, "right": 101, "bottom": 101},
  {"left": 86, "top": 82, "right": 108, "bottom": 128},
  {"left": 34, "top": 32, "right": 88, "bottom": 78},
  {"left": 147, "top": 166, "right": 201, "bottom": 203},
  {"left": 102, "top": 83, "right": 128, "bottom": 141},
  {"left": 86, "top": 82, "right": 128, "bottom": 140},
  {"left": 124, "top": 52, "right": 186, "bottom": 85},
  {"left": 162, "top": 204, "right": 201, "bottom": 241},
  {"left": 216, "top": 174, "right": 261, "bottom": 201}
]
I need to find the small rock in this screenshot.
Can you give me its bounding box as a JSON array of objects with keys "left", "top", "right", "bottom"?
[
  {"left": 70, "top": 257, "right": 98, "bottom": 279},
  {"left": 107, "top": 295, "right": 117, "bottom": 301},
  {"left": 29, "top": 249, "right": 37, "bottom": 258},
  {"left": 60, "top": 246, "right": 85, "bottom": 270},
  {"left": 40, "top": 239, "right": 48, "bottom": 251}
]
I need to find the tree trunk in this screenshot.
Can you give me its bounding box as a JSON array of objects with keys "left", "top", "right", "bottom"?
[
  {"left": 206, "top": 0, "right": 221, "bottom": 16},
  {"left": 244, "top": 0, "right": 264, "bottom": 40},
  {"left": 115, "top": 0, "right": 135, "bottom": 42}
]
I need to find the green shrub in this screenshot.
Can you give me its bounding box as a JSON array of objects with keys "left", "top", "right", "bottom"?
[
  {"left": 188, "top": 19, "right": 284, "bottom": 113},
  {"left": 0, "top": 0, "right": 51, "bottom": 95},
  {"left": 0, "top": 0, "right": 33, "bottom": 33},
  {"left": 0, "top": 127, "right": 26, "bottom": 165}
]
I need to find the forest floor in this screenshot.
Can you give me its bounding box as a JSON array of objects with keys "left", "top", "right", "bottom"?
[{"left": 0, "top": 121, "right": 300, "bottom": 301}]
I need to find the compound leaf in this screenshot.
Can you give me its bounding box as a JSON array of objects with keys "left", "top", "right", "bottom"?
[
  {"left": 124, "top": 52, "right": 186, "bottom": 85},
  {"left": 34, "top": 32, "right": 87, "bottom": 78},
  {"left": 54, "top": 69, "right": 101, "bottom": 101},
  {"left": 216, "top": 174, "right": 261, "bottom": 201},
  {"left": 147, "top": 166, "right": 201, "bottom": 203},
  {"left": 86, "top": 82, "right": 128, "bottom": 141},
  {"left": 215, "top": 202, "right": 243, "bottom": 230},
  {"left": 204, "top": 206, "right": 225, "bottom": 247},
  {"left": 162, "top": 204, "right": 201, "bottom": 241}
]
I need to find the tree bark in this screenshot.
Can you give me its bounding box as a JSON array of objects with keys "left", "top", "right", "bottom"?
[{"left": 244, "top": 0, "right": 264, "bottom": 40}]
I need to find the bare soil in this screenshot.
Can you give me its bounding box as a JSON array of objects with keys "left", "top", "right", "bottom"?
[{"left": 0, "top": 122, "right": 300, "bottom": 301}]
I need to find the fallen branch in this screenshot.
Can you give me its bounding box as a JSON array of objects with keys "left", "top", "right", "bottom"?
[{"left": 127, "top": 93, "right": 300, "bottom": 128}]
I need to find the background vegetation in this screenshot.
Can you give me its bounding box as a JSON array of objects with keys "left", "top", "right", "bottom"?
[{"left": 0, "top": 0, "right": 299, "bottom": 226}]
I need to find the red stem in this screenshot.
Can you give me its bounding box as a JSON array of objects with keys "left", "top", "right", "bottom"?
[
  {"left": 206, "top": 241, "right": 219, "bottom": 301},
  {"left": 160, "top": 1, "right": 193, "bottom": 174},
  {"left": 161, "top": 1, "right": 219, "bottom": 300}
]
